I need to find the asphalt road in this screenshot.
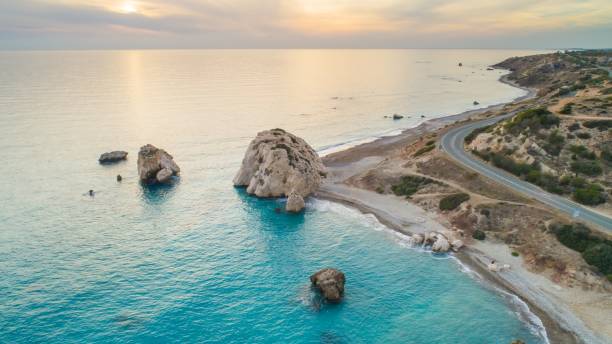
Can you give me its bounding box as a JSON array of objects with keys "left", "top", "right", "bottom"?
[{"left": 440, "top": 113, "right": 612, "bottom": 231}]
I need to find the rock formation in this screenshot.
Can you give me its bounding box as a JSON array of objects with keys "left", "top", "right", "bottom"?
[
  {"left": 432, "top": 234, "right": 450, "bottom": 252},
  {"left": 99, "top": 151, "right": 128, "bottom": 164},
  {"left": 233, "top": 128, "right": 326, "bottom": 212},
  {"left": 137, "top": 144, "right": 180, "bottom": 184},
  {"left": 310, "top": 268, "right": 345, "bottom": 303}
]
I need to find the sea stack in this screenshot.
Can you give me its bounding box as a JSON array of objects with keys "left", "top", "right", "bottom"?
[
  {"left": 137, "top": 144, "right": 180, "bottom": 184},
  {"left": 233, "top": 128, "right": 326, "bottom": 212},
  {"left": 310, "top": 268, "right": 345, "bottom": 303}
]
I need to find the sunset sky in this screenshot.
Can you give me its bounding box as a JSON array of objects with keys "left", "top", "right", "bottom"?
[{"left": 1, "top": 0, "right": 611, "bottom": 49}]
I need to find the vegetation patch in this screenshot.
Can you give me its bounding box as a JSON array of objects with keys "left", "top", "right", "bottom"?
[
  {"left": 504, "top": 108, "right": 560, "bottom": 135},
  {"left": 439, "top": 193, "right": 470, "bottom": 211},
  {"left": 570, "top": 160, "right": 602, "bottom": 176},
  {"left": 552, "top": 223, "right": 612, "bottom": 275},
  {"left": 413, "top": 144, "right": 435, "bottom": 157},
  {"left": 583, "top": 120, "right": 612, "bottom": 131},
  {"left": 391, "top": 175, "right": 437, "bottom": 198},
  {"left": 464, "top": 124, "right": 493, "bottom": 144},
  {"left": 568, "top": 145, "right": 596, "bottom": 160},
  {"left": 559, "top": 102, "right": 573, "bottom": 114},
  {"left": 543, "top": 130, "right": 565, "bottom": 156},
  {"left": 472, "top": 230, "right": 486, "bottom": 241},
  {"left": 575, "top": 131, "right": 591, "bottom": 139}
]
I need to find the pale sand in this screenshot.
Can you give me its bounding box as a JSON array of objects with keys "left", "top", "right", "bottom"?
[{"left": 315, "top": 76, "right": 610, "bottom": 344}]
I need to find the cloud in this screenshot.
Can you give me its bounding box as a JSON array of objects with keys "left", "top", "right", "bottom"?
[{"left": 0, "top": 0, "right": 610, "bottom": 49}]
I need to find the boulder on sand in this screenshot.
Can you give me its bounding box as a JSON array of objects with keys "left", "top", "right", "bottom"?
[
  {"left": 310, "top": 268, "right": 345, "bottom": 303},
  {"left": 99, "top": 151, "right": 128, "bottom": 164},
  {"left": 137, "top": 144, "right": 180, "bottom": 184},
  {"left": 432, "top": 235, "right": 450, "bottom": 252},
  {"left": 233, "top": 128, "right": 326, "bottom": 212}
]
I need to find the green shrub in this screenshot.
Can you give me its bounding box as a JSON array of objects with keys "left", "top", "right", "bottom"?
[
  {"left": 573, "top": 184, "right": 606, "bottom": 205},
  {"left": 505, "top": 108, "right": 559, "bottom": 135},
  {"left": 413, "top": 144, "right": 435, "bottom": 157},
  {"left": 559, "top": 103, "right": 573, "bottom": 114},
  {"left": 570, "top": 161, "right": 602, "bottom": 176},
  {"left": 490, "top": 153, "right": 535, "bottom": 176},
  {"left": 575, "top": 132, "right": 591, "bottom": 139},
  {"left": 472, "top": 230, "right": 486, "bottom": 240},
  {"left": 582, "top": 244, "right": 612, "bottom": 275},
  {"left": 568, "top": 145, "right": 596, "bottom": 160},
  {"left": 439, "top": 193, "right": 470, "bottom": 211},
  {"left": 568, "top": 122, "right": 581, "bottom": 131},
  {"left": 543, "top": 130, "right": 565, "bottom": 156},
  {"left": 552, "top": 223, "right": 598, "bottom": 252},
  {"left": 601, "top": 149, "right": 612, "bottom": 164},
  {"left": 392, "top": 175, "right": 435, "bottom": 198},
  {"left": 583, "top": 120, "right": 612, "bottom": 131},
  {"left": 465, "top": 125, "right": 493, "bottom": 144},
  {"left": 511, "top": 251, "right": 519, "bottom": 257}
]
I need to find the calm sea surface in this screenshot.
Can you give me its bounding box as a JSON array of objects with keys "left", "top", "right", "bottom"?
[{"left": 0, "top": 49, "right": 547, "bottom": 343}]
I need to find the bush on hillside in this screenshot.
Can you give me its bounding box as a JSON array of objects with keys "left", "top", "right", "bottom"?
[
  {"left": 583, "top": 120, "right": 612, "bottom": 131},
  {"left": 392, "top": 175, "right": 436, "bottom": 198},
  {"left": 583, "top": 244, "right": 612, "bottom": 275},
  {"left": 505, "top": 108, "right": 560, "bottom": 135},
  {"left": 439, "top": 193, "right": 470, "bottom": 211},
  {"left": 573, "top": 184, "right": 606, "bottom": 205},
  {"left": 472, "top": 230, "right": 486, "bottom": 241},
  {"left": 570, "top": 160, "right": 603, "bottom": 176}
]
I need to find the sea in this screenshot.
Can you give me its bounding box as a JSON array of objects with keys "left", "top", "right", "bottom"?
[{"left": 0, "top": 49, "right": 549, "bottom": 343}]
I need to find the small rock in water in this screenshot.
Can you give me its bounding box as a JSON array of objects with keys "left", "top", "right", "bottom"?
[
  {"left": 116, "top": 174, "right": 122, "bottom": 182},
  {"left": 473, "top": 101, "right": 480, "bottom": 105},
  {"left": 310, "top": 268, "right": 345, "bottom": 303},
  {"left": 88, "top": 189, "right": 95, "bottom": 197},
  {"left": 458, "top": 62, "right": 463, "bottom": 67},
  {"left": 99, "top": 151, "right": 128, "bottom": 164},
  {"left": 392, "top": 114, "right": 404, "bottom": 120}
]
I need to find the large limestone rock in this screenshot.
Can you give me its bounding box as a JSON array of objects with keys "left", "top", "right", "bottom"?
[
  {"left": 233, "top": 128, "right": 326, "bottom": 212},
  {"left": 432, "top": 235, "right": 450, "bottom": 252},
  {"left": 137, "top": 144, "right": 180, "bottom": 184},
  {"left": 99, "top": 151, "right": 128, "bottom": 164},
  {"left": 310, "top": 268, "right": 345, "bottom": 303}
]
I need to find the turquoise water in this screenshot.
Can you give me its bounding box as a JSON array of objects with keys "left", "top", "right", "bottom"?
[{"left": 0, "top": 50, "right": 546, "bottom": 343}]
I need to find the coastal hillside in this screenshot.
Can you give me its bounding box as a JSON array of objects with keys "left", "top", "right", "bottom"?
[
  {"left": 322, "top": 50, "right": 612, "bottom": 342},
  {"left": 467, "top": 51, "right": 611, "bottom": 211}
]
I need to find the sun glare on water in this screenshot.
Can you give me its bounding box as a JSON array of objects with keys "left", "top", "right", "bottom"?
[{"left": 120, "top": 1, "right": 138, "bottom": 14}]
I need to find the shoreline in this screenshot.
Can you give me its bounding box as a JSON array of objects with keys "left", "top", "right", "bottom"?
[{"left": 314, "top": 71, "right": 604, "bottom": 344}]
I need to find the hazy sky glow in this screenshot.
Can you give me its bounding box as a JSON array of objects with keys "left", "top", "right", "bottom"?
[{"left": 1, "top": 0, "right": 611, "bottom": 49}]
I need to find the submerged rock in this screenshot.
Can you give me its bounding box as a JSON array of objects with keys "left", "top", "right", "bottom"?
[
  {"left": 233, "top": 128, "right": 326, "bottom": 212},
  {"left": 99, "top": 151, "right": 128, "bottom": 164},
  {"left": 137, "top": 144, "right": 180, "bottom": 184},
  {"left": 310, "top": 268, "right": 345, "bottom": 303}
]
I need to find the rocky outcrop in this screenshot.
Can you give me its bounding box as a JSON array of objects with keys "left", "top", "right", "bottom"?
[
  {"left": 415, "top": 231, "right": 463, "bottom": 253},
  {"left": 310, "top": 268, "right": 345, "bottom": 303},
  {"left": 99, "top": 151, "right": 128, "bottom": 164},
  {"left": 233, "top": 128, "right": 326, "bottom": 212},
  {"left": 137, "top": 144, "right": 180, "bottom": 184},
  {"left": 432, "top": 235, "right": 450, "bottom": 252}
]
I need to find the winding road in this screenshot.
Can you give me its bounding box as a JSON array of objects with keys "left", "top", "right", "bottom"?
[{"left": 440, "top": 113, "right": 612, "bottom": 231}]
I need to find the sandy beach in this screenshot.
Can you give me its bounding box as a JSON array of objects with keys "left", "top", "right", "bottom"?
[{"left": 316, "top": 73, "right": 611, "bottom": 344}]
